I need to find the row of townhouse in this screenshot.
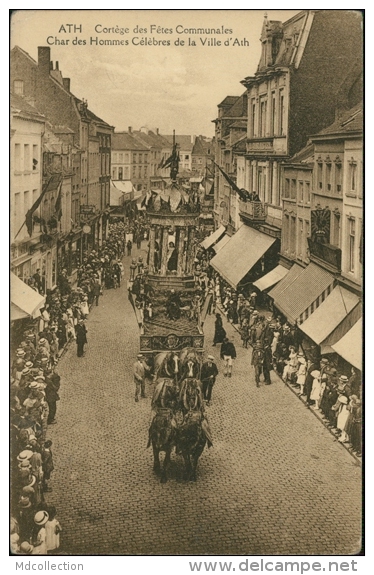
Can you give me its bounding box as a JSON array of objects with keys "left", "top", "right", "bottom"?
[
  {"left": 10, "top": 45, "right": 114, "bottom": 291},
  {"left": 210, "top": 9, "right": 363, "bottom": 373},
  {"left": 111, "top": 130, "right": 214, "bottom": 191}
]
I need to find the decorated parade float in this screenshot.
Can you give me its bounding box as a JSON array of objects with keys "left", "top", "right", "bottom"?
[{"left": 128, "top": 134, "right": 211, "bottom": 360}]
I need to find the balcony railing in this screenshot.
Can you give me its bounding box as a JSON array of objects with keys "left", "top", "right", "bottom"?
[
  {"left": 239, "top": 199, "right": 266, "bottom": 222},
  {"left": 307, "top": 238, "right": 342, "bottom": 272}
]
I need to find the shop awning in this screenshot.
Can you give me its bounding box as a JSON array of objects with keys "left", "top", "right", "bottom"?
[
  {"left": 11, "top": 273, "right": 46, "bottom": 321},
  {"left": 209, "top": 225, "right": 276, "bottom": 289},
  {"left": 299, "top": 286, "right": 360, "bottom": 346},
  {"left": 213, "top": 234, "right": 231, "bottom": 253},
  {"left": 200, "top": 225, "right": 226, "bottom": 250},
  {"left": 331, "top": 318, "right": 362, "bottom": 371},
  {"left": 268, "top": 263, "right": 334, "bottom": 324},
  {"left": 253, "top": 264, "right": 289, "bottom": 292}
]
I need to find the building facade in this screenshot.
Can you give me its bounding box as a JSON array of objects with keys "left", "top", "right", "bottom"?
[{"left": 240, "top": 10, "right": 363, "bottom": 237}]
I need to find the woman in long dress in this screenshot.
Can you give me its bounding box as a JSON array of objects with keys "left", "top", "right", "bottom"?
[{"left": 213, "top": 313, "right": 226, "bottom": 346}]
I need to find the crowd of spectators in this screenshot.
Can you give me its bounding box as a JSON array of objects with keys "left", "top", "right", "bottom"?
[
  {"left": 195, "top": 242, "right": 362, "bottom": 458},
  {"left": 10, "top": 221, "right": 130, "bottom": 553}
]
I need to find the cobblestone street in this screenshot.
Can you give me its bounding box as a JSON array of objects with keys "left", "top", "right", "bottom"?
[{"left": 44, "top": 245, "right": 362, "bottom": 556}]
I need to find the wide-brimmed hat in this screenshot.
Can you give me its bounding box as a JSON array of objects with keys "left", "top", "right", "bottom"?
[
  {"left": 16, "top": 349, "right": 26, "bottom": 356},
  {"left": 34, "top": 510, "right": 49, "bottom": 526},
  {"left": 18, "top": 460, "right": 31, "bottom": 469},
  {"left": 17, "top": 450, "right": 33, "bottom": 462},
  {"left": 29, "top": 381, "right": 39, "bottom": 389},
  {"left": 339, "top": 375, "right": 348, "bottom": 382},
  {"left": 207, "top": 355, "right": 215, "bottom": 361},
  {"left": 19, "top": 496, "right": 31, "bottom": 508},
  {"left": 25, "top": 361, "right": 33, "bottom": 368},
  {"left": 22, "top": 368, "right": 30, "bottom": 375},
  {"left": 137, "top": 354, "right": 144, "bottom": 359},
  {"left": 311, "top": 370, "right": 321, "bottom": 378},
  {"left": 39, "top": 338, "right": 47, "bottom": 345}
]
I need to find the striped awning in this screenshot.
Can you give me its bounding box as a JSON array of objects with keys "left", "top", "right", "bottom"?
[
  {"left": 253, "top": 264, "right": 289, "bottom": 292},
  {"left": 200, "top": 225, "right": 226, "bottom": 250},
  {"left": 11, "top": 272, "right": 46, "bottom": 321},
  {"left": 269, "top": 263, "right": 334, "bottom": 324},
  {"left": 331, "top": 318, "right": 362, "bottom": 371},
  {"left": 209, "top": 225, "right": 276, "bottom": 289},
  {"left": 299, "top": 285, "right": 360, "bottom": 348}
]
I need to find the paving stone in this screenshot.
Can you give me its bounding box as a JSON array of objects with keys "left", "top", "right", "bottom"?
[{"left": 43, "top": 244, "right": 362, "bottom": 555}]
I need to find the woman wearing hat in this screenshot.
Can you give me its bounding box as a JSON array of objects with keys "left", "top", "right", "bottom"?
[
  {"left": 332, "top": 384, "right": 350, "bottom": 442},
  {"left": 32, "top": 510, "right": 49, "bottom": 554}
]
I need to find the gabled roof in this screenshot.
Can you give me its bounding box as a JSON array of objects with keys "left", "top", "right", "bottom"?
[
  {"left": 192, "top": 137, "right": 207, "bottom": 156},
  {"left": 225, "top": 93, "right": 247, "bottom": 118},
  {"left": 132, "top": 130, "right": 170, "bottom": 149},
  {"left": 287, "top": 142, "right": 315, "bottom": 164},
  {"left": 112, "top": 132, "right": 149, "bottom": 151},
  {"left": 218, "top": 96, "right": 239, "bottom": 108},
  {"left": 164, "top": 134, "right": 194, "bottom": 151},
  {"left": 73, "top": 97, "right": 113, "bottom": 129},
  {"left": 10, "top": 93, "right": 45, "bottom": 122},
  {"left": 312, "top": 104, "right": 363, "bottom": 138}
]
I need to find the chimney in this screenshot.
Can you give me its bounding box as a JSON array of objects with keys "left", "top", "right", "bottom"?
[
  {"left": 55, "top": 61, "right": 59, "bottom": 70},
  {"left": 128, "top": 126, "right": 132, "bottom": 133},
  {"left": 38, "top": 46, "right": 51, "bottom": 75},
  {"left": 156, "top": 128, "right": 159, "bottom": 135},
  {"left": 63, "top": 78, "right": 71, "bottom": 92}
]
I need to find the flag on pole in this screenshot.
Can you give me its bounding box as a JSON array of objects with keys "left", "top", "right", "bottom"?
[
  {"left": 25, "top": 174, "right": 62, "bottom": 236},
  {"left": 54, "top": 180, "right": 63, "bottom": 221},
  {"left": 213, "top": 161, "right": 247, "bottom": 201}
]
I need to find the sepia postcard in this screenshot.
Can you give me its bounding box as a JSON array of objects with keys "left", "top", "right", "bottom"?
[{"left": 10, "top": 8, "right": 363, "bottom": 566}]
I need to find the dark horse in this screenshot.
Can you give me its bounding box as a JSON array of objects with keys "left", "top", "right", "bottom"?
[
  {"left": 177, "top": 410, "right": 207, "bottom": 482},
  {"left": 148, "top": 379, "right": 178, "bottom": 483},
  {"left": 177, "top": 377, "right": 211, "bottom": 481}
]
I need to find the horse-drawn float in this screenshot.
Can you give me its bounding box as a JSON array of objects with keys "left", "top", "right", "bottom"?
[{"left": 128, "top": 137, "right": 213, "bottom": 481}]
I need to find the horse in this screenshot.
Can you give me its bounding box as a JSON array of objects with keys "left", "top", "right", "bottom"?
[
  {"left": 179, "top": 377, "right": 204, "bottom": 415},
  {"left": 176, "top": 410, "right": 207, "bottom": 482},
  {"left": 148, "top": 379, "right": 179, "bottom": 483},
  {"left": 147, "top": 409, "right": 176, "bottom": 483},
  {"left": 152, "top": 352, "right": 180, "bottom": 383},
  {"left": 178, "top": 348, "right": 201, "bottom": 384}
]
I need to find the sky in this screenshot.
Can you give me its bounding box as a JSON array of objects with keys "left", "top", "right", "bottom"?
[{"left": 10, "top": 9, "right": 300, "bottom": 137}]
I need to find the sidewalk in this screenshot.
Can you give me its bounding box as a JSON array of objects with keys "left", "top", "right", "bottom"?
[{"left": 217, "top": 302, "right": 362, "bottom": 465}]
